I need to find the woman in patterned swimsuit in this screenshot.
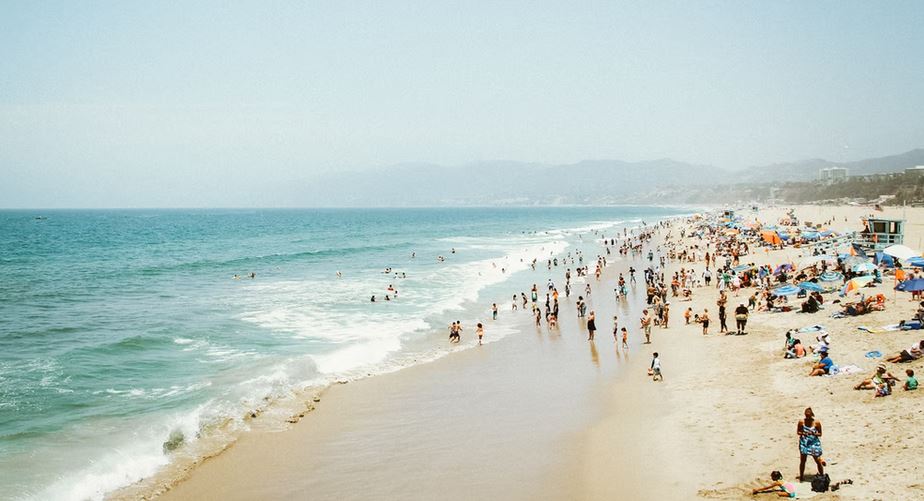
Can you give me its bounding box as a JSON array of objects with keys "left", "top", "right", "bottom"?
[{"left": 797, "top": 407, "right": 825, "bottom": 481}]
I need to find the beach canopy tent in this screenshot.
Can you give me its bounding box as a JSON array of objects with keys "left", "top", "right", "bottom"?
[
  {"left": 852, "top": 262, "right": 877, "bottom": 274},
  {"left": 873, "top": 252, "right": 895, "bottom": 267},
  {"left": 840, "top": 275, "right": 875, "bottom": 296},
  {"left": 773, "top": 284, "right": 801, "bottom": 296},
  {"left": 883, "top": 244, "right": 920, "bottom": 262},
  {"left": 896, "top": 278, "right": 924, "bottom": 292},
  {"left": 801, "top": 231, "right": 821, "bottom": 240},
  {"left": 799, "top": 282, "right": 826, "bottom": 293},
  {"left": 819, "top": 271, "right": 844, "bottom": 282},
  {"left": 761, "top": 231, "right": 782, "bottom": 245}
]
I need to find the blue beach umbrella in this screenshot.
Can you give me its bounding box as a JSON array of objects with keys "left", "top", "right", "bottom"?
[
  {"left": 773, "top": 284, "right": 801, "bottom": 296},
  {"left": 896, "top": 279, "right": 924, "bottom": 292},
  {"left": 732, "top": 264, "right": 752, "bottom": 273},
  {"left": 798, "top": 282, "right": 825, "bottom": 293}
]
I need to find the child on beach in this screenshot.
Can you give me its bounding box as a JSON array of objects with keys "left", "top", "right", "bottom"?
[
  {"left": 621, "top": 327, "right": 628, "bottom": 349},
  {"left": 700, "top": 309, "right": 710, "bottom": 335},
  {"left": 476, "top": 323, "right": 484, "bottom": 345},
  {"left": 649, "top": 352, "right": 662, "bottom": 381},
  {"left": 684, "top": 307, "right": 692, "bottom": 324},
  {"left": 905, "top": 369, "right": 918, "bottom": 391},
  {"left": 751, "top": 471, "right": 796, "bottom": 498}
]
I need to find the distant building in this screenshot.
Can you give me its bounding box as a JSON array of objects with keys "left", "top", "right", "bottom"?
[
  {"left": 905, "top": 165, "right": 924, "bottom": 177},
  {"left": 818, "top": 167, "right": 848, "bottom": 183}
]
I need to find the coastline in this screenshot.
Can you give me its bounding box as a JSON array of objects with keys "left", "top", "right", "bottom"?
[{"left": 119, "top": 204, "right": 924, "bottom": 500}]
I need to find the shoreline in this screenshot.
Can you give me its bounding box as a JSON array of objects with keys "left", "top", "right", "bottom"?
[
  {"left": 120, "top": 204, "right": 924, "bottom": 500},
  {"left": 111, "top": 214, "right": 670, "bottom": 500}
]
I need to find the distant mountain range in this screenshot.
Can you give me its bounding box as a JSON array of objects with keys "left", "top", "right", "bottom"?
[
  {"left": 289, "top": 148, "right": 924, "bottom": 206},
  {"left": 735, "top": 148, "right": 924, "bottom": 183}
]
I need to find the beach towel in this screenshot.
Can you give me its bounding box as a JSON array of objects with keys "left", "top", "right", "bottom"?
[
  {"left": 858, "top": 325, "right": 902, "bottom": 333},
  {"left": 798, "top": 325, "right": 825, "bottom": 333},
  {"left": 838, "top": 365, "right": 863, "bottom": 375}
]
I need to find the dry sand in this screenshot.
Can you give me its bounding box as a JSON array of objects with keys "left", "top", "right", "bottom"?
[{"left": 120, "top": 204, "right": 924, "bottom": 501}]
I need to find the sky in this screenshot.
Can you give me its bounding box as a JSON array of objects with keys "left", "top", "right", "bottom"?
[{"left": 1, "top": 1, "right": 923, "bottom": 207}]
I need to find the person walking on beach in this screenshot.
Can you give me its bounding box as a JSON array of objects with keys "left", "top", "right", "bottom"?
[
  {"left": 641, "top": 309, "right": 652, "bottom": 343},
  {"left": 734, "top": 303, "right": 749, "bottom": 334},
  {"left": 621, "top": 327, "right": 629, "bottom": 350},
  {"left": 612, "top": 316, "right": 619, "bottom": 342},
  {"left": 650, "top": 352, "right": 662, "bottom": 381},
  {"left": 492, "top": 303, "right": 498, "bottom": 320},
  {"left": 476, "top": 323, "right": 484, "bottom": 345},
  {"left": 587, "top": 311, "right": 597, "bottom": 341},
  {"left": 797, "top": 407, "right": 825, "bottom": 482}
]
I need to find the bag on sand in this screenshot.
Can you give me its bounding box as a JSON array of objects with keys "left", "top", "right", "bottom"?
[{"left": 811, "top": 473, "right": 831, "bottom": 492}]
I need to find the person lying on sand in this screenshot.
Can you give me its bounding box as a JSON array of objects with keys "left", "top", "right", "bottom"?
[
  {"left": 751, "top": 470, "right": 796, "bottom": 497},
  {"left": 854, "top": 364, "right": 899, "bottom": 390},
  {"left": 884, "top": 340, "right": 924, "bottom": 363}
]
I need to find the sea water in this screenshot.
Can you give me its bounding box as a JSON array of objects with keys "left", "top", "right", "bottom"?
[{"left": 0, "top": 206, "right": 687, "bottom": 500}]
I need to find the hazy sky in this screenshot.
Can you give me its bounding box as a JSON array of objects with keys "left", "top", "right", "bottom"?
[{"left": 2, "top": 1, "right": 923, "bottom": 207}]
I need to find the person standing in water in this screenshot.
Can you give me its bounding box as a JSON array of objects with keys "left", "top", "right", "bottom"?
[
  {"left": 492, "top": 303, "right": 498, "bottom": 320},
  {"left": 587, "top": 311, "right": 596, "bottom": 341},
  {"left": 612, "top": 316, "right": 619, "bottom": 342},
  {"left": 641, "top": 309, "right": 652, "bottom": 344},
  {"left": 476, "top": 323, "right": 484, "bottom": 345},
  {"left": 621, "top": 327, "right": 629, "bottom": 350}
]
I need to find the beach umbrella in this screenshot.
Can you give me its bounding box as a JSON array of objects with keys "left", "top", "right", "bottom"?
[
  {"left": 908, "top": 257, "right": 924, "bottom": 268},
  {"left": 896, "top": 278, "right": 924, "bottom": 292},
  {"left": 883, "top": 244, "right": 920, "bottom": 262},
  {"left": 773, "top": 263, "right": 793, "bottom": 275},
  {"left": 798, "top": 282, "right": 826, "bottom": 293},
  {"left": 842, "top": 256, "right": 868, "bottom": 269},
  {"left": 761, "top": 230, "right": 782, "bottom": 245},
  {"left": 840, "top": 275, "right": 875, "bottom": 296},
  {"left": 874, "top": 252, "right": 895, "bottom": 267},
  {"left": 818, "top": 271, "right": 844, "bottom": 282},
  {"left": 852, "top": 262, "right": 877, "bottom": 274},
  {"left": 773, "top": 284, "right": 801, "bottom": 296},
  {"left": 732, "top": 264, "right": 752, "bottom": 273}
]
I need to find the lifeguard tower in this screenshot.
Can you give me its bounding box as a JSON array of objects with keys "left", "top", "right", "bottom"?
[{"left": 858, "top": 217, "right": 904, "bottom": 251}]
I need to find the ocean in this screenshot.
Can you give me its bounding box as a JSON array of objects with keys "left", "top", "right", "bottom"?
[{"left": 0, "top": 206, "right": 688, "bottom": 500}]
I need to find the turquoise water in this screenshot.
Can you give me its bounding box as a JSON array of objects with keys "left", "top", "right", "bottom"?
[{"left": 0, "top": 207, "right": 686, "bottom": 499}]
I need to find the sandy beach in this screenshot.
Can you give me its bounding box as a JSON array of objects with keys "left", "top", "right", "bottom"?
[{"left": 118, "top": 204, "right": 924, "bottom": 501}]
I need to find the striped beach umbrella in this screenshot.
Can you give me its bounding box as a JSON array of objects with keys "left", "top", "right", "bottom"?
[
  {"left": 773, "top": 284, "right": 801, "bottom": 296},
  {"left": 798, "top": 282, "right": 826, "bottom": 293}
]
